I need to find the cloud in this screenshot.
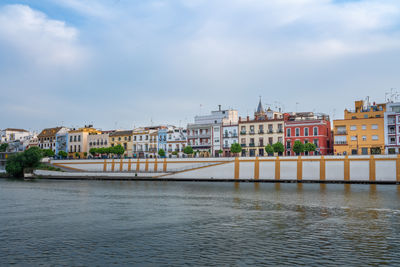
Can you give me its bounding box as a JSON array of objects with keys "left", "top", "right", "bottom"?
[{"left": 0, "top": 4, "right": 86, "bottom": 68}]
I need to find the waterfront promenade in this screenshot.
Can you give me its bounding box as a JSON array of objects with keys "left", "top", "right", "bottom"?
[{"left": 35, "top": 155, "right": 400, "bottom": 183}]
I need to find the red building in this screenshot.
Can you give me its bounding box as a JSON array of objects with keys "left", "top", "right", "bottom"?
[{"left": 284, "top": 112, "right": 333, "bottom": 156}]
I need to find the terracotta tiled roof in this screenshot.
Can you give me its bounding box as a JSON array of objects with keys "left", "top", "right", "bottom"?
[
  {"left": 109, "top": 130, "right": 133, "bottom": 137},
  {"left": 38, "top": 127, "right": 63, "bottom": 138},
  {"left": 4, "top": 128, "right": 29, "bottom": 132}
]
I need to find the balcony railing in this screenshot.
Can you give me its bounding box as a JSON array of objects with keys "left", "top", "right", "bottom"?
[
  {"left": 277, "top": 129, "right": 283, "bottom": 133},
  {"left": 241, "top": 144, "right": 246, "bottom": 147},
  {"left": 249, "top": 143, "right": 255, "bottom": 147},
  {"left": 336, "top": 131, "right": 347, "bottom": 135},
  {"left": 334, "top": 141, "right": 348, "bottom": 145},
  {"left": 249, "top": 131, "right": 255, "bottom": 135},
  {"left": 388, "top": 120, "right": 396, "bottom": 125},
  {"left": 224, "top": 134, "right": 238, "bottom": 138},
  {"left": 258, "top": 130, "right": 264, "bottom": 134},
  {"left": 240, "top": 131, "right": 246, "bottom": 135},
  {"left": 389, "top": 131, "right": 396, "bottom": 135},
  {"left": 268, "top": 130, "right": 274, "bottom": 134}
]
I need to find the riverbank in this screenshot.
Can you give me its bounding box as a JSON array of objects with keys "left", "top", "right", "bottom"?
[{"left": 29, "top": 170, "right": 400, "bottom": 184}]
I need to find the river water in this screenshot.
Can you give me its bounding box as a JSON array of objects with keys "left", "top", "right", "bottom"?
[{"left": 1, "top": 179, "right": 400, "bottom": 266}]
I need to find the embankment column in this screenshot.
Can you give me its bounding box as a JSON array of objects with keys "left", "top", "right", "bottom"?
[
  {"left": 297, "top": 156, "right": 302, "bottom": 181},
  {"left": 369, "top": 155, "right": 376, "bottom": 182},
  {"left": 120, "top": 158, "right": 123, "bottom": 171},
  {"left": 111, "top": 159, "right": 115, "bottom": 172},
  {"left": 320, "top": 156, "right": 326, "bottom": 181},
  {"left": 254, "top": 157, "right": 259, "bottom": 180},
  {"left": 344, "top": 156, "right": 350, "bottom": 181},
  {"left": 103, "top": 159, "right": 107, "bottom": 172},
  {"left": 397, "top": 155, "right": 400, "bottom": 182},
  {"left": 234, "top": 157, "right": 240, "bottom": 179},
  {"left": 275, "top": 157, "right": 280, "bottom": 180}
]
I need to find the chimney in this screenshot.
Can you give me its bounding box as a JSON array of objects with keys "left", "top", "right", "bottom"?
[{"left": 218, "top": 105, "right": 221, "bottom": 111}]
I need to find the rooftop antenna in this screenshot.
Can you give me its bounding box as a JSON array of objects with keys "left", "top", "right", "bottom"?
[{"left": 296, "top": 102, "right": 299, "bottom": 112}]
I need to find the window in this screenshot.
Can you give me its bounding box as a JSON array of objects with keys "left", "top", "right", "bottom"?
[
  {"left": 78, "top": 135, "right": 81, "bottom": 142},
  {"left": 134, "top": 136, "right": 136, "bottom": 141},
  {"left": 278, "top": 137, "right": 283, "bottom": 143},
  {"left": 250, "top": 126, "right": 254, "bottom": 133},
  {"left": 287, "top": 128, "right": 291, "bottom": 137},
  {"left": 351, "top": 136, "right": 357, "bottom": 141},
  {"left": 295, "top": 128, "right": 300, "bottom": 137},
  {"left": 362, "top": 136, "right": 366, "bottom": 141},
  {"left": 372, "top": 135, "right": 378, "bottom": 140},
  {"left": 362, "top": 148, "right": 368, "bottom": 155},
  {"left": 362, "top": 125, "right": 366, "bottom": 130},
  {"left": 74, "top": 136, "right": 77, "bottom": 142},
  {"left": 304, "top": 128, "right": 309, "bottom": 136},
  {"left": 70, "top": 136, "right": 72, "bottom": 142},
  {"left": 119, "top": 137, "right": 121, "bottom": 141},
  {"left": 313, "top": 127, "right": 318, "bottom": 136},
  {"left": 350, "top": 125, "right": 356, "bottom": 131},
  {"left": 371, "top": 124, "right": 378, "bottom": 130},
  {"left": 314, "top": 139, "right": 319, "bottom": 147},
  {"left": 269, "top": 137, "right": 273, "bottom": 145}
]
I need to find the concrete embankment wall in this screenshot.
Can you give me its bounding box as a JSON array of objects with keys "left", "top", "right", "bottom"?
[{"left": 50, "top": 155, "right": 399, "bottom": 183}]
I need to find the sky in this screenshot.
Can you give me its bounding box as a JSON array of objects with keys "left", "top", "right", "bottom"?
[{"left": 0, "top": 0, "right": 399, "bottom": 132}]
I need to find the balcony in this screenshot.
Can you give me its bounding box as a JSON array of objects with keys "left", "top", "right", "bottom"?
[
  {"left": 259, "top": 142, "right": 264, "bottom": 147},
  {"left": 240, "top": 131, "right": 246, "bottom": 135},
  {"left": 258, "top": 130, "right": 264, "bottom": 134},
  {"left": 277, "top": 129, "right": 283, "bottom": 133},
  {"left": 241, "top": 144, "right": 246, "bottom": 147},
  {"left": 192, "top": 143, "right": 211, "bottom": 147},
  {"left": 249, "top": 131, "right": 256, "bottom": 135},
  {"left": 334, "top": 141, "right": 348, "bottom": 145},
  {"left": 187, "top": 133, "right": 211, "bottom": 138},
  {"left": 223, "top": 144, "right": 231, "bottom": 148},
  {"left": 249, "top": 143, "right": 255, "bottom": 147},
  {"left": 267, "top": 130, "right": 274, "bottom": 134},
  {"left": 224, "top": 134, "right": 238, "bottom": 138},
  {"left": 335, "top": 131, "right": 347, "bottom": 135}
]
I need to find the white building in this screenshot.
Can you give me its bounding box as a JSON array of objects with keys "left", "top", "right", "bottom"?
[
  {"left": 165, "top": 126, "right": 187, "bottom": 157},
  {"left": 187, "top": 105, "right": 238, "bottom": 157},
  {"left": 38, "top": 127, "right": 69, "bottom": 153},
  {"left": 222, "top": 123, "right": 239, "bottom": 157},
  {"left": 0, "top": 128, "right": 31, "bottom": 143},
  {"left": 384, "top": 102, "right": 400, "bottom": 154}
]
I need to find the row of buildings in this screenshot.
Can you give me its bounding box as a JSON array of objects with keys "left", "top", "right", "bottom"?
[{"left": 0, "top": 98, "right": 397, "bottom": 158}]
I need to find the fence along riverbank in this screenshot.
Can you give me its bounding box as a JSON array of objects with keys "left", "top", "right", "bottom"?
[{"left": 42, "top": 155, "right": 400, "bottom": 183}]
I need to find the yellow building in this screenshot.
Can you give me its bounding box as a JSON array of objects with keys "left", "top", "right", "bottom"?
[
  {"left": 333, "top": 100, "right": 386, "bottom": 155},
  {"left": 109, "top": 130, "right": 133, "bottom": 158},
  {"left": 68, "top": 126, "right": 101, "bottom": 158}
]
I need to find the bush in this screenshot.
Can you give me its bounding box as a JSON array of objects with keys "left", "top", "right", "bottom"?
[
  {"left": 304, "top": 143, "right": 316, "bottom": 154},
  {"left": 42, "top": 149, "right": 55, "bottom": 157},
  {"left": 58, "top": 151, "right": 68, "bottom": 158},
  {"left": 183, "top": 146, "right": 193, "bottom": 155},
  {"left": 0, "top": 143, "right": 9, "bottom": 152},
  {"left": 5, "top": 147, "right": 43, "bottom": 177}
]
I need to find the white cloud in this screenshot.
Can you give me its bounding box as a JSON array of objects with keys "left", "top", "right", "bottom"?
[{"left": 0, "top": 4, "right": 86, "bottom": 68}]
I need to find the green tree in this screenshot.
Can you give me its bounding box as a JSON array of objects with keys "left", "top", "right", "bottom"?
[
  {"left": 5, "top": 153, "right": 25, "bottom": 177},
  {"left": 42, "top": 149, "right": 55, "bottom": 157},
  {"left": 217, "top": 149, "right": 223, "bottom": 157},
  {"left": 113, "top": 144, "right": 125, "bottom": 158},
  {"left": 58, "top": 151, "right": 68, "bottom": 158},
  {"left": 158, "top": 149, "right": 166, "bottom": 158},
  {"left": 83, "top": 152, "right": 88, "bottom": 158},
  {"left": 5, "top": 147, "right": 43, "bottom": 177},
  {"left": 183, "top": 146, "right": 193, "bottom": 157},
  {"left": 230, "top": 143, "right": 242, "bottom": 156},
  {"left": 75, "top": 152, "right": 80, "bottom": 158},
  {"left": 304, "top": 143, "right": 316, "bottom": 155},
  {"left": 24, "top": 147, "right": 43, "bottom": 168},
  {"left": 265, "top": 144, "right": 274, "bottom": 156},
  {"left": 293, "top": 141, "right": 305, "bottom": 155},
  {"left": 89, "top": 148, "right": 97, "bottom": 157},
  {"left": 0, "top": 143, "right": 9, "bottom": 152},
  {"left": 272, "top": 142, "right": 285, "bottom": 156}
]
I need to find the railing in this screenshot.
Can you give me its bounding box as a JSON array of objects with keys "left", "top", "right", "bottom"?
[
  {"left": 240, "top": 131, "right": 246, "bottom": 135},
  {"left": 388, "top": 120, "right": 396, "bottom": 125},
  {"left": 334, "top": 141, "right": 348, "bottom": 145},
  {"left": 241, "top": 144, "right": 246, "bottom": 147},
  {"left": 268, "top": 130, "right": 274, "bottom": 134},
  {"left": 249, "top": 143, "right": 255, "bottom": 147},
  {"left": 277, "top": 129, "right": 283, "bottom": 133},
  {"left": 336, "top": 131, "right": 347, "bottom": 135},
  {"left": 389, "top": 131, "right": 396, "bottom": 135},
  {"left": 249, "top": 131, "right": 255, "bottom": 135},
  {"left": 258, "top": 130, "right": 264, "bottom": 134},
  {"left": 224, "top": 134, "right": 238, "bottom": 138},
  {"left": 187, "top": 134, "right": 211, "bottom": 138}
]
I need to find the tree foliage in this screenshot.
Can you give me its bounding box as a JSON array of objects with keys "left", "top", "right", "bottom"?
[
  {"left": 158, "top": 149, "right": 166, "bottom": 157},
  {"left": 58, "top": 151, "right": 68, "bottom": 158},
  {"left": 230, "top": 143, "right": 242, "bottom": 155},
  {"left": 112, "top": 145, "right": 125, "bottom": 156},
  {"left": 272, "top": 142, "right": 285, "bottom": 155},
  {"left": 5, "top": 147, "right": 43, "bottom": 177},
  {"left": 42, "top": 149, "right": 55, "bottom": 157},
  {"left": 265, "top": 144, "right": 274, "bottom": 156},
  {"left": 0, "top": 143, "right": 9, "bottom": 152},
  {"left": 293, "top": 141, "right": 305, "bottom": 155},
  {"left": 304, "top": 143, "right": 316, "bottom": 153},
  {"left": 183, "top": 146, "right": 193, "bottom": 155}
]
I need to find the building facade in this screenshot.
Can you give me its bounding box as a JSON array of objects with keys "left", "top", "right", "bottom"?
[
  {"left": 222, "top": 123, "right": 238, "bottom": 157},
  {"left": 55, "top": 132, "right": 68, "bottom": 155},
  {"left": 67, "top": 126, "right": 101, "bottom": 158},
  {"left": 109, "top": 130, "right": 133, "bottom": 158},
  {"left": 384, "top": 102, "right": 400, "bottom": 154},
  {"left": 238, "top": 100, "right": 284, "bottom": 157},
  {"left": 0, "top": 128, "right": 31, "bottom": 143},
  {"left": 333, "top": 100, "right": 385, "bottom": 155},
  {"left": 187, "top": 106, "right": 238, "bottom": 157},
  {"left": 38, "top": 127, "right": 69, "bottom": 153},
  {"left": 284, "top": 112, "right": 332, "bottom": 156}
]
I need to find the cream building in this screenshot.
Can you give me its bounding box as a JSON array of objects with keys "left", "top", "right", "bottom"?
[
  {"left": 109, "top": 130, "right": 133, "bottom": 158},
  {"left": 68, "top": 126, "right": 101, "bottom": 158},
  {"left": 238, "top": 99, "right": 284, "bottom": 157}
]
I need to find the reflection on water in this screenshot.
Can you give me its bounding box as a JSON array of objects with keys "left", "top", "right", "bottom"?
[{"left": 1, "top": 179, "right": 400, "bottom": 266}]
